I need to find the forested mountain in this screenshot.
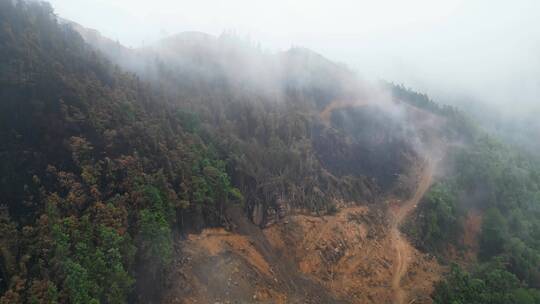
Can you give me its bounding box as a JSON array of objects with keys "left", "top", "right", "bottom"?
[
  {"left": 1, "top": 1, "right": 241, "bottom": 302},
  {"left": 1, "top": 1, "right": 539, "bottom": 303}
]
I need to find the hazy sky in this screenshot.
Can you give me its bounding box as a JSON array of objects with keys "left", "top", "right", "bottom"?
[{"left": 48, "top": 0, "right": 540, "bottom": 112}]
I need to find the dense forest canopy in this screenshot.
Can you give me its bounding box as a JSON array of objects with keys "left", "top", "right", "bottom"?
[{"left": 1, "top": 1, "right": 539, "bottom": 303}]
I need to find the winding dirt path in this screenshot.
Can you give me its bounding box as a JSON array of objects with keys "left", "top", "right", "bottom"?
[
  {"left": 390, "top": 160, "right": 434, "bottom": 304},
  {"left": 320, "top": 100, "right": 371, "bottom": 125},
  {"left": 320, "top": 97, "right": 444, "bottom": 303}
]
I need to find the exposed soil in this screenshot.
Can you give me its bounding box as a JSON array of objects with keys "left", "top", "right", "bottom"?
[
  {"left": 462, "top": 211, "right": 483, "bottom": 262},
  {"left": 162, "top": 99, "right": 447, "bottom": 303},
  {"left": 163, "top": 206, "right": 348, "bottom": 304},
  {"left": 263, "top": 163, "right": 442, "bottom": 304},
  {"left": 320, "top": 100, "right": 371, "bottom": 125},
  {"left": 164, "top": 191, "right": 442, "bottom": 304},
  {"left": 389, "top": 160, "right": 435, "bottom": 304}
]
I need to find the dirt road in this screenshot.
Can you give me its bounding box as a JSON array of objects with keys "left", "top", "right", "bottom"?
[
  {"left": 320, "top": 100, "right": 371, "bottom": 125},
  {"left": 164, "top": 98, "right": 444, "bottom": 304},
  {"left": 165, "top": 170, "right": 441, "bottom": 304},
  {"left": 390, "top": 160, "right": 434, "bottom": 304}
]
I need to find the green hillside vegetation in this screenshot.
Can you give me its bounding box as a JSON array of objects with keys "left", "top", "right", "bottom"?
[
  {"left": 402, "top": 96, "right": 540, "bottom": 302},
  {"left": 0, "top": 1, "right": 239, "bottom": 302},
  {"left": 0, "top": 1, "right": 410, "bottom": 302},
  {"left": 1, "top": 1, "right": 539, "bottom": 303}
]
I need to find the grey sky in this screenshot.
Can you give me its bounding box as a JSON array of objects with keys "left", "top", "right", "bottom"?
[{"left": 48, "top": 0, "right": 540, "bottom": 112}]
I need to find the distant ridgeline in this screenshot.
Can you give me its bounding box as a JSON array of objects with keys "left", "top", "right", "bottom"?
[{"left": 1, "top": 0, "right": 539, "bottom": 303}]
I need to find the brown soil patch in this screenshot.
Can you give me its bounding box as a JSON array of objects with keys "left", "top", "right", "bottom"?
[
  {"left": 265, "top": 203, "right": 442, "bottom": 303},
  {"left": 320, "top": 100, "right": 371, "bottom": 125},
  {"left": 190, "top": 228, "right": 272, "bottom": 276},
  {"left": 389, "top": 161, "right": 435, "bottom": 304},
  {"left": 163, "top": 163, "right": 443, "bottom": 303},
  {"left": 462, "top": 211, "right": 482, "bottom": 262},
  {"left": 162, "top": 209, "right": 347, "bottom": 304}
]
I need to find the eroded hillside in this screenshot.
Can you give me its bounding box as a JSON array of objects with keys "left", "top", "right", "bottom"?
[
  {"left": 163, "top": 163, "right": 442, "bottom": 304},
  {"left": 5, "top": 2, "right": 539, "bottom": 303},
  {"left": 162, "top": 97, "right": 449, "bottom": 303}
]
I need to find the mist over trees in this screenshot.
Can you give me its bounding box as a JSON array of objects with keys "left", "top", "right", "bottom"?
[{"left": 1, "top": 0, "right": 540, "bottom": 303}]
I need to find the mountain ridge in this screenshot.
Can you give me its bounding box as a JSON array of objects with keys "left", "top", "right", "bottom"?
[{"left": 1, "top": 1, "right": 540, "bottom": 303}]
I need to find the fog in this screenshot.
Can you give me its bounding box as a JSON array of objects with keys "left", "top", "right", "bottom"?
[{"left": 48, "top": 0, "right": 540, "bottom": 117}]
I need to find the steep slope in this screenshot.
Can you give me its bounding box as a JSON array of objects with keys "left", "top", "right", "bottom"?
[
  {"left": 161, "top": 94, "right": 451, "bottom": 303},
  {"left": 389, "top": 160, "right": 434, "bottom": 304},
  {"left": 163, "top": 162, "right": 442, "bottom": 304},
  {"left": 0, "top": 1, "right": 241, "bottom": 302},
  {"left": 0, "top": 2, "right": 428, "bottom": 302},
  {"left": 4, "top": 1, "right": 540, "bottom": 303}
]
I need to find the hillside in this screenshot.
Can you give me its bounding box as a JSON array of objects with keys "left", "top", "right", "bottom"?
[{"left": 1, "top": 1, "right": 540, "bottom": 303}]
